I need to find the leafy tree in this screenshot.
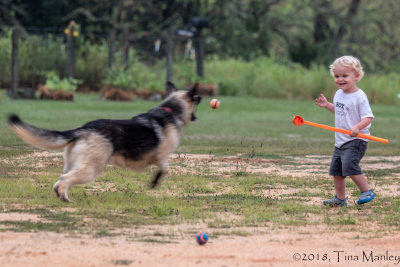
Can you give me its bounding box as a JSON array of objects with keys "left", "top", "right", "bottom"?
[{"left": 1, "top": 0, "right": 400, "bottom": 72}]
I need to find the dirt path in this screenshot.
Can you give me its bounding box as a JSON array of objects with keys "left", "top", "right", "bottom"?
[{"left": 2, "top": 226, "right": 400, "bottom": 266}]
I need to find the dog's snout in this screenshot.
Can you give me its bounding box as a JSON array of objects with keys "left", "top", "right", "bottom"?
[{"left": 194, "top": 96, "right": 202, "bottom": 105}]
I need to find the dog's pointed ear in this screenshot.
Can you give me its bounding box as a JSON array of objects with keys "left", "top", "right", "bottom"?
[
  {"left": 166, "top": 81, "right": 178, "bottom": 95},
  {"left": 187, "top": 83, "right": 199, "bottom": 99}
]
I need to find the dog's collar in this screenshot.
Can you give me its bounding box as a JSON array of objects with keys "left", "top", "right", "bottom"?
[{"left": 163, "top": 107, "right": 174, "bottom": 114}]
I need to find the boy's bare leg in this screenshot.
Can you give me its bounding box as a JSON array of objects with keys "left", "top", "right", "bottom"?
[
  {"left": 350, "top": 173, "right": 369, "bottom": 192},
  {"left": 333, "top": 176, "right": 346, "bottom": 200}
]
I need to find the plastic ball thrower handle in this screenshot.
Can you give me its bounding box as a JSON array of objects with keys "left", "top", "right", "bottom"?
[{"left": 292, "top": 115, "right": 388, "bottom": 144}]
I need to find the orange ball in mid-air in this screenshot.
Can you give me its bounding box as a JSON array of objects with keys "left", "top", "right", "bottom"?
[{"left": 209, "top": 99, "right": 220, "bottom": 109}]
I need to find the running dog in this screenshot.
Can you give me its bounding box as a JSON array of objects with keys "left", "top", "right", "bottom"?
[{"left": 8, "top": 82, "right": 202, "bottom": 202}]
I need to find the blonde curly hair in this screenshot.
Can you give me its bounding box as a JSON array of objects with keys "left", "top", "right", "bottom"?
[{"left": 329, "top": 55, "right": 364, "bottom": 81}]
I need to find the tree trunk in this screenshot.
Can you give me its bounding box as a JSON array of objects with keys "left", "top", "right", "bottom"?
[
  {"left": 165, "top": 28, "right": 174, "bottom": 82},
  {"left": 122, "top": 25, "right": 130, "bottom": 69},
  {"left": 67, "top": 23, "right": 75, "bottom": 78},
  {"left": 10, "top": 26, "right": 20, "bottom": 98},
  {"left": 193, "top": 30, "right": 204, "bottom": 78},
  {"left": 313, "top": 1, "right": 332, "bottom": 44},
  {"left": 334, "top": 0, "right": 361, "bottom": 44},
  {"left": 108, "top": 28, "right": 116, "bottom": 69}
]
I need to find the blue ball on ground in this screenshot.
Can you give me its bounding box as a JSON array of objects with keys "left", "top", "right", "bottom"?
[{"left": 196, "top": 232, "right": 208, "bottom": 245}]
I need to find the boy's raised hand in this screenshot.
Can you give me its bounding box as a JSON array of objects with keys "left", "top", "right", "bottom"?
[{"left": 315, "top": 94, "right": 328, "bottom": 108}]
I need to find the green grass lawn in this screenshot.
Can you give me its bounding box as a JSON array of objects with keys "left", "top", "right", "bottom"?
[
  {"left": 0, "top": 90, "right": 399, "bottom": 237},
  {"left": 1, "top": 91, "right": 398, "bottom": 156}
]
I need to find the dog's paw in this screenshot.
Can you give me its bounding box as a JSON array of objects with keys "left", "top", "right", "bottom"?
[
  {"left": 53, "top": 184, "right": 60, "bottom": 197},
  {"left": 60, "top": 195, "right": 71, "bottom": 202},
  {"left": 150, "top": 181, "right": 158, "bottom": 189},
  {"left": 150, "top": 171, "right": 163, "bottom": 188}
]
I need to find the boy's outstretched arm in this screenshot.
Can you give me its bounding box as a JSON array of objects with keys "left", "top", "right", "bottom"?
[{"left": 315, "top": 94, "right": 334, "bottom": 113}]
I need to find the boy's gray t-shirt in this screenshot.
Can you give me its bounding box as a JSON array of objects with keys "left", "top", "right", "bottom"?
[{"left": 333, "top": 89, "right": 374, "bottom": 148}]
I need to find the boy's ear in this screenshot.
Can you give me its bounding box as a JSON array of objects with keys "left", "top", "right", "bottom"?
[{"left": 355, "top": 73, "right": 361, "bottom": 81}]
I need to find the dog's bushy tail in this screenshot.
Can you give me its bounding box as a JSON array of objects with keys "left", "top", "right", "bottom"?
[{"left": 8, "top": 114, "right": 76, "bottom": 150}]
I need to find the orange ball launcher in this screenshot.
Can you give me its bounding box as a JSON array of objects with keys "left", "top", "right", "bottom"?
[{"left": 292, "top": 115, "right": 388, "bottom": 144}]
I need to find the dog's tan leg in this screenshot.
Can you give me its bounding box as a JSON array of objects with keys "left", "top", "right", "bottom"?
[
  {"left": 54, "top": 143, "right": 76, "bottom": 198},
  {"left": 53, "top": 134, "right": 112, "bottom": 202},
  {"left": 55, "top": 164, "right": 106, "bottom": 202},
  {"left": 62, "top": 142, "right": 75, "bottom": 174},
  {"left": 53, "top": 180, "right": 61, "bottom": 198},
  {"left": 150, "top": 160, "right": 168, "bottom": 188},
  {"left": 150, "top": 170, "right": 164, "bottom": 188}
]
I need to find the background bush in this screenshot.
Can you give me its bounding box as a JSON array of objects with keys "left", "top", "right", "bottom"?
[
  {"left": 1, "top": 32, "right": 399, "bottom": 105},
  {"left": 204, "top": 58, "right": 400, "bottom": 105},
  {"left": 0, "top": 30, "right": 66, "bottom": 88},
  {"left": 75, "top": 39, "right": 108, "bottom": 91}
]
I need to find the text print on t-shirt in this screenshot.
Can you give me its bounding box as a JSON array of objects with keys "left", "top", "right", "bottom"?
[{"left": 335, "top": 101, "right": 347, "bottom": 117}]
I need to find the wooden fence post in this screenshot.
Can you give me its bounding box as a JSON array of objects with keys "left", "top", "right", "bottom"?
[
  {"left": 191, "top": 17, "right": 208, "bottom": 79},
  {"left": 122, "top": 25, "right": 130, "bottom": 69},
  {"left": 193, "top": 29, "right": 204, "bottom": 78},
  {"left": 165, "top": 27, "right": 174, "bottom": 82},
  {"left": 65, "top": 21, "right": 77, "bottom": 78},
  {"left": 108, "top": 28, "right": 116, "bottom": 69},
  {"left": 9, "top": 26, "right": 20, "bottom": 99}
]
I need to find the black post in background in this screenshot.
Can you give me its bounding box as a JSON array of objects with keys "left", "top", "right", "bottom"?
[
  {"left": 193, "top": 30, "right": 204, "bottom": 78},
  {"left": 108, "top": 28, "right": 116, "bottom": 69},
  {"left": 122, "top": 25, "right": 130, "bottom": 69},
  {"left": 191, "top": 17, "right": 208, "bottom": 79},
  {"left": 10, "top": 26, "right": 20, "bottom": 98},
  {"left": 165, "top": 27, "right": 174, "bottom": 82},
  {"left": 66, "top": 21, "right": 77, "bottom": 78}
]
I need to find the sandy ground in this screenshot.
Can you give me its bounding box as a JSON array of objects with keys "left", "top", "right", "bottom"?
[
  {"left": 2, "top": 226, "right": 400, "bottom": 267},
  {"left": 1, "top": 153, "right": 400, "bottom": 266}
]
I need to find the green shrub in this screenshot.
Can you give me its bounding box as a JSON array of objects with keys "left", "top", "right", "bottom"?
[
  {"left": 204, "top": 57, "right": 400, "bottom": 104},
  {"left": 0, "top": 30, "right": 11, "bottom": 88},
  {"left": 359, "top": 72, "right": 400, "bottom": 105},
  {"left": 44, "top": 71, "right": 80, "bottom": 92},
  {"left": 0, "top": 29, "right": 399, "bottom": 104},
  {"left": 0, "top": 29, "right": 65, "bottom": 88},
  {"left": 75, "top": 39, "right": 108, "bottom": 90},
  {"left": 18, "top": 34, "right": 66, "bottom": 87},
  {"left": 126, "top": 62, "right": 165, "bottom": 91},
  {"left": 103, "top": 68, "right": 135, "bottom": 91},
  {"left": 103, "top": 62, "right": 165, "bottom": 92}
]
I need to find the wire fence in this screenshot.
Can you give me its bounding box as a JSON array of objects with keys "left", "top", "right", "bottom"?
[{"left": 0, "top": 23, "right": 204, "bottom": 97}]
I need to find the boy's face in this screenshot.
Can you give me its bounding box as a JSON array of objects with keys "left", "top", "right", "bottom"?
[{"left": 332, "top": 64, "right": 360, "bottom": 93}]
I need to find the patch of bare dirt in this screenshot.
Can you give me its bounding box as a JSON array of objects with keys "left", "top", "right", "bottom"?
[
  {"left": 1, "top": 226, "right": 400, "bottom": 266},
  {"left": 170, "top": 153, "right": 400, "bottom": 199},
  {"left": 0, "top": 213, "right": 43, "bottom": 223}
]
